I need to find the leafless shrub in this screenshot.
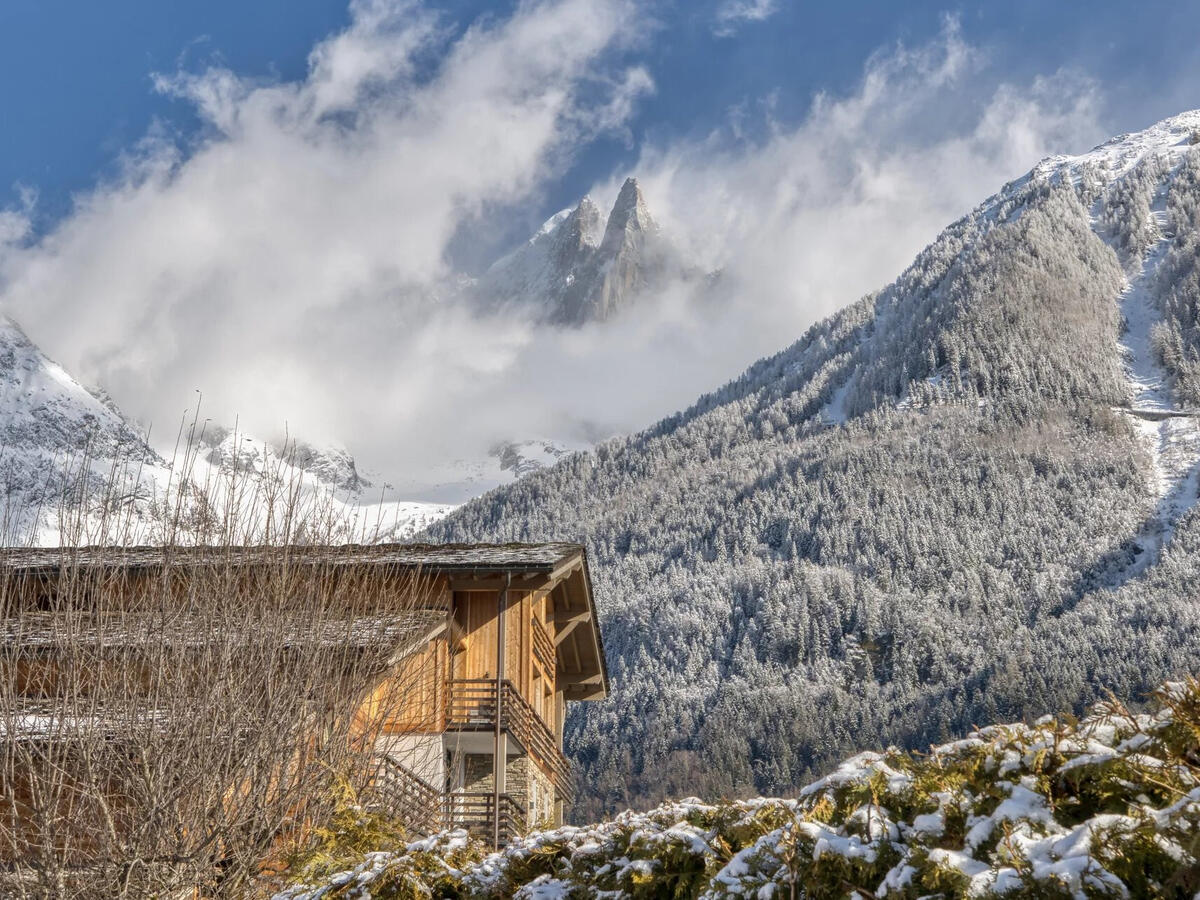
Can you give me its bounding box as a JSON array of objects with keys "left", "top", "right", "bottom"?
[{"left": 0, "top": 424, "right": 443, "bottom": 897}]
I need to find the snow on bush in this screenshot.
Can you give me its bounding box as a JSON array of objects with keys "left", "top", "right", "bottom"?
[{"left": 277, "top": 678, "right": 1200, "bottom": 898}]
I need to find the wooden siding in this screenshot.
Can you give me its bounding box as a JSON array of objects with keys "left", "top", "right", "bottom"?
[
  {"left": 354, "top": 636, "right": 449, "bottom": 735},
  {"left": 451, "top": 590, "right": 558, "bottom": 737}
]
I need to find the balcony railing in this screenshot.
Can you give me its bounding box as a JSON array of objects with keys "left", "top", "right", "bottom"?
[
  {"left": 370, "top": 754, "right": 444, "bottom": 835},
  {"left": 369, "top": 757, "right": 529, "bottom": 846},
  {"left": 446, "top": 679, "right": 573, "bottom": 802}
]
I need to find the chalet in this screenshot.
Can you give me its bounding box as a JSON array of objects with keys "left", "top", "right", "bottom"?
[{"left": 0, "top": 542, "right": 607, "bottom": 867}]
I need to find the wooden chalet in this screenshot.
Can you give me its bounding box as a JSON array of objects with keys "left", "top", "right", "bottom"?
[{"left": 0, "top": 542, "right": 608, "bottom": 860}]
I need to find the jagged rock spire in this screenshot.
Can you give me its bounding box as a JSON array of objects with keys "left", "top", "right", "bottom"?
[{"left": 478, "top": 175, "right": 682, "bottom": 325}]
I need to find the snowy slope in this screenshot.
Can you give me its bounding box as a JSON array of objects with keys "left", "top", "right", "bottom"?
[
  {"left": 429, "top": 109, "right": 1200, "bottom": 817},
  {"left": 0, "top": 318, "right": 453, "bottom": 545},
  {"left": 1038, "top": 110, "right": 1200, "bottom": 572},
  {"left": 0, "top": 315, "right": 167, "bottom": 541},
  {"left": 384, "top": 436, "right": 591, "bottom": 505},
  {"left": 189, "top": 430, "right": 455, "bottom": 542}
]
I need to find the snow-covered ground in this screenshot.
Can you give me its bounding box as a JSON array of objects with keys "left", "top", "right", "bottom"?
[
  {"left": 1043, "top": 113, "right": 1200, "bottom": 574},
  {"left": 1106, "top": 188, "right": 1200, "bottom": 571},
  {"left": 1033, "top": 109, "right": 1200, "bottom": 185},
  {"left": 975, "top": 110, "right": 1200, "bottom": 575}
]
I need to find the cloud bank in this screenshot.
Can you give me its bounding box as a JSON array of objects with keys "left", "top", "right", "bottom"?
[{"left": 0, "top": 7, "right": 1107, "bottom": 500}]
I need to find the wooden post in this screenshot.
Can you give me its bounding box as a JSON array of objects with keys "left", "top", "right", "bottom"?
[
  {"left": 553, "top": 690, "right": 565, "bottom": 825},
  {"left": 493, "top": 572, "right": 510, "bottom": 849}
]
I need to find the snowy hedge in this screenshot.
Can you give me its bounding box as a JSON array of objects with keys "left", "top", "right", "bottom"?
[{"left": 278, "top": 679, "right": 1200, "bottom": 898}]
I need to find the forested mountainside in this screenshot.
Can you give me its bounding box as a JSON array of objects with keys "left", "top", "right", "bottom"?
[{"left": 427, "top": 112, "right": 1200, "bottom": 819}]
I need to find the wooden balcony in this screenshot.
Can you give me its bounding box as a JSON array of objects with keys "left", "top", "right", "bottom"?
[{"left": 446, "top": 679, "right": 573, "bottom": 802}]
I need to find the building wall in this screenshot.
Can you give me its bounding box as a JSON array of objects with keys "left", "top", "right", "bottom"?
[
  {"left": 508, "top": 756, "right": 557, "bottom": 827},
  {"left": 375, "top": 733, "right": 445, "bottom": 789},
  {"left": 462, "top": 753, "right": 494, "bottom": 793},
  {"left": 452, "top": 589, "right": 557, "bottom": 736},
  {"left": 356, "top": 635, "right": 448, "bottom": 736},
  {"left": 457, "top": 752, "right": 560, "bottom": 827}
]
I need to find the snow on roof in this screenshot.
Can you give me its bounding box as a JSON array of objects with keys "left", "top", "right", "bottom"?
[
  {"left": 3, "top": 607, "right": 449, "bottom": 650},
  {"left": 0, "top": 542, "right": 586, "bottom": 575}
]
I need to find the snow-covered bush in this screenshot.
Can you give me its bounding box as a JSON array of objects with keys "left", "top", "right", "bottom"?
[{"left": 277, "top": 678, "right": 1200, "bottom": 898}]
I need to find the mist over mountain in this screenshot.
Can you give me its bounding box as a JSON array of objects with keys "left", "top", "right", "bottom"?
[
  {"left": 479, "top": 177, "right": 701, "bottom": 325},
  {"left": 0, "top": 172, "right": 693, "bottom": 535},
  {"left": 428, "top": 112, "right": 1200, "bottom": 817},
  {"left": 0, "top": 321, "right": 452, "bottom": 544}
]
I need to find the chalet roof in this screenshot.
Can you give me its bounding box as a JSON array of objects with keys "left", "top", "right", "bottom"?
[
  {"left": 0, "top": 542, "right": 585, "bottom": 575},
  {"left": 0, "top": 541, "right": 609, "bottom": 701}
]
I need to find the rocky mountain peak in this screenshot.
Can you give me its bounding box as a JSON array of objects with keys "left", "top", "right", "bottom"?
[
  {"left": 602, "top": 177, "right": 655, "bottom": 245},
  {"left": 568, "top": 195, "right": 605, "bottom": 248},
  {"left": 478, "top": 176, "right": 688, "bottom": 325}
]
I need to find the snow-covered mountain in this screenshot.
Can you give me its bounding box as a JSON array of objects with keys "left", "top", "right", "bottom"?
[
  {"left": 480, "top": 177, "right": 695, "bottom": 324},
  {"left": 189, "top": 429, "right": 454, "bottom": 542},
  {"left": 429, "top": 110, "right": 1200, "bottom": 818},
  {"left": 380, "top": 436, "right": 590, "bottom": 506},
  {"left": 0, "top": 316, "right": 167, "bottom": 541},
  {"left": 0, "top": 320, "right": 452, "bottom": 544}
]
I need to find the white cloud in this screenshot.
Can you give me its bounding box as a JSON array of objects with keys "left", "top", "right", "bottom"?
[
  {"left": 713, "top": 0, "right": 780, "bottom": 37},
  {"left": 0, "top": 10, "right": 1109, "bottom": 502},
  {"left": 586, "top": 21, "right": 1105, "bottom": 397},
  {"left": 0, "top": 0, "right": 647, "bottom": 495}
]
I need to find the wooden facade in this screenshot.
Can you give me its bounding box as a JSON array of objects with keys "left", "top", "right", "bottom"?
[
  {"left": 364, "top": 548, "right": 609, "bottom": 844},
  {"left": 0, "top": 543, "right": 608, "bottom": 861}
]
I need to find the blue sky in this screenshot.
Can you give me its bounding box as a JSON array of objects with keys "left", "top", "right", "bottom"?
[
  {"left": 4, "top": 1, "right": 1197, "bottom": 240},
  {"left": 1, "top": 0, "right": 1198, "bottom": 494}
]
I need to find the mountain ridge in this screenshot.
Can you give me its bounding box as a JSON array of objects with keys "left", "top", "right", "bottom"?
[
  {"left": 427, "top": 109, "right": 1200, "bottom": 817},
  {"left": 0, "top": 317, "right": 454, "bottom": 544}
]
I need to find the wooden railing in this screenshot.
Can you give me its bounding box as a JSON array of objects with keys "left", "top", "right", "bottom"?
[
  {"left": 369, "top": 754, "right": 443, "bottom": 835},
  {"left": 369, "top": 756, "right": 529, "bottom": 846},
  {"left": 444, "top": 791, "right": 527, "bottom": 845},
  {"left": 531, "top": 617, "right": 555, "bottom": 673},
  {"left": 446, "top": 678, "right": 498, "bottom": 728},
  {"left": 501, "top": 682, "right": 573, "bottom": 802},
  {"left": 446, "top": 679, "right": 573, "bottom": 802}
]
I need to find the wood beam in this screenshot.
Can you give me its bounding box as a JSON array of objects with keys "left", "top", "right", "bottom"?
[
  {"left": 569, "top": 629, "right": 583, "bottom": 672},
  {"left": 552, "top": 609, "right": 590, "bottom": 646},
  {"left": 494, "top": 573, "right": 509, "bottom": 851},
  {"left": 448, "top": 573, "right": 553, "bottom": 592},
  {"left": 556, "top": 691, "right": 604, "bottom": 705},
  {"left": 448, "top": 617, "right": 468, "bottom": 653}
]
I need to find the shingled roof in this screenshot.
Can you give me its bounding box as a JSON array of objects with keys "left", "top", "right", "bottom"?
[
  {"left": 0, "top": 542, "right": 585, "bottom": 574},
  {"left": 0, "top": 541, "right": 608, "bottom": 699}
]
